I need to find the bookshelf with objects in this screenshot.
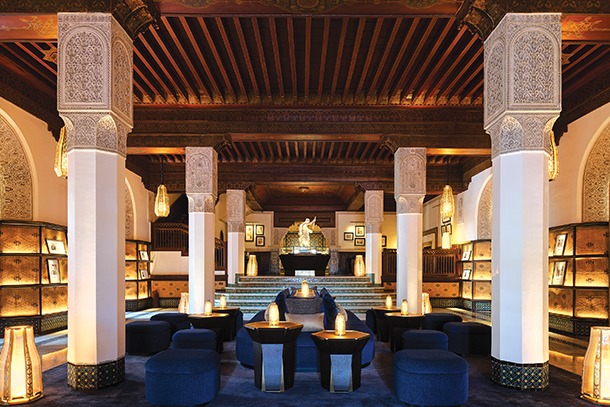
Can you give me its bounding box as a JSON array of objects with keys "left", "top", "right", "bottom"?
[
  {"left": 457, "top": 239, "right": 492, "bottom": 312},
  {"left": 548, "top": 222, "right": 609, "bottom": 337},
  {"left": 0, "top": 220, "right": 68, "bottom": 337},
  {"left": 125, "top": 239, "right": 152, "bottom": 311}
]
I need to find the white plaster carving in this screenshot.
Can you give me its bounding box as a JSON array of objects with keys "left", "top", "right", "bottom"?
[
  {"left": 485, "top": 42, "right": 505, "bottom": 123},
  {"left": 477, "top": 177, "right": 493, "bottom": 240},
  {"left": 226, "top": 190, "right": 245, "bottom": 233},
  {"left": 394, "top": 148, "right": 425, "bottom": 214},
  {"left": 0, "top": 114, "right": 33, "bottom": 220},
  {"left": 583, "top": 122, "right": 610, "bottom": 222},
  {"left": 365, "top": 190, "right": 384, "bottom": 234},
  {"left": 185, "top": 147, "right": 217, "bottom": 197},
  {"left": 187, "top": 193, "right": 215, "bottom": 214},
  {"left": 396, "top": 195, "right": 424, "bottom": 214},
  {"left": 111, "top": 23, "right": 133, "bottom": 124},
  {"left": 456, "top": 195, "right": 464, "bottom": 224},
  {"left": 125, "top": 181, "right": 134, "bottom": 240},
  {"left": 490, "top": 114, "right": 557, "bottom": 159}
]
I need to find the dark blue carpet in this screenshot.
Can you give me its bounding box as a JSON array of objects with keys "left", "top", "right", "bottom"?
[{"left": 36, "top": 340, "right": 589, "bottom": 406}]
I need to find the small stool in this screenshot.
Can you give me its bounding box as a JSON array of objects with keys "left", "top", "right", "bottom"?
[
  {"left": 145, "top": 349, "right": 220, "bottom": 406},
  {"left": 421, "top": 312, "right": 463, "bottom": 331},
  {"left": 125, "top": 320, "right": 171, "bottom": 354},
  {"left": 393, "top": 349, "right": 468, "bottom": 406},
  {"left": 402, "top": 329, "right": 448, "bottom": 350},
  {"left": 172, "top": 329, "right": 216, "bottom": 351},
  {"left": 444, "top": 321, "right": 492, "bottom": 355},
  {"left": 150, "top": 312, "right": 191, "bottom": 337}
]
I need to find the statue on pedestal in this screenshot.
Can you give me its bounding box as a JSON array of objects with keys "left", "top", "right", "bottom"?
[{"left": 298, "top": 217, "right": 316, "bottom": 247}]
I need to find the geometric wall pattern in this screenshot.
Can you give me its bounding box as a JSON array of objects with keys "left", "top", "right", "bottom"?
[
  {"left": 583, "top": 122, "right": 610, "bottom": 222},
  {"left": 477, "top": 177, "right": 492, "bottom": 240}
]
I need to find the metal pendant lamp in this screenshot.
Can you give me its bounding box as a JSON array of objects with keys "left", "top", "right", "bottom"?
[{"left": 154, "top": 160, "right": 170, "bottom": 217}]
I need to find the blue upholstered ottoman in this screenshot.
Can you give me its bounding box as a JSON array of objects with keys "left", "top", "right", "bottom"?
[
  {"left": 393, "top": 349, "right": 468, "bottom": 406},
  {"left": 402, "top": 329, "right": 448, "bottom": 350},
  {"left": 172, "top": 328, "right": 216, "bottom": 351},
  {"left": 145, "top": 349, "right": 220, "bottom": 406},
  {"left": 444, "top": 322, "right": 492, "bottom": 355},
  {"left": 150, "top": 312, "right": 191, "bottom": 336},
  {"left": 421, "top": 312, "right": 463, "bottom": 331},
  {"left": 125, "top": 320, "right": 171, "bottom": 354}
]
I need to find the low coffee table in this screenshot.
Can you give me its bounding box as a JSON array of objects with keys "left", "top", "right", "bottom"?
[
  {"left": 371, "top": 306, "right": 400, "bottom": 342},
  {"left": 213, "top": 306, "right": 241, "bottom": 341},
  {"left": 385, "top": 313, "right": 425, "bottom": 352},
  {"left": 188, "top": 313, "right": 229, "bottom": 353},
  {"left": 311, "top": 330, "right": 370, "bottom": 392},
  {"left": 245, "top": 321, "right": 303, "bottom": 392}
]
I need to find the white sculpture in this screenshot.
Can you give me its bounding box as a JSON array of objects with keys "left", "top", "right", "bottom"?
[{"left": 298, "top": 217, "right": 316, "bottom": 247}]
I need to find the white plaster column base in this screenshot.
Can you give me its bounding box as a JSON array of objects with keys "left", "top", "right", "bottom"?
[
  {"left": 189, "top": 211, "right": 216, "bottom": 313},
  {"left": 396, "top": 213, "right": 423, "bottom": 313},
  {"left": 366, "top": 232, "right": 382, "bottom": 284}
]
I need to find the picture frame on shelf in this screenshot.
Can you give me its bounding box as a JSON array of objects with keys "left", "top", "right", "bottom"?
[
  {"left": 462, "top": 269, "right": 472, "bottom": 280},
  {"left": 256, "top": 225, "right": 264, "bottom": 236},
  {"left": 140, "top": 269, "right": 149, "bottom": 279},
  {"left": 381, "top": 235, "right": 387, "bottom": 247},
  {"left": 139, "top": 250, "right": 149, "bottom": 261},
  {"left": 461, "top": 250, "right": 471, "bottom": 261},
  {"left": 344, "top": 232, "right": 354, "bottom": 241},
  {"left": 354, "top": 238, "right": 365, "bottom": 246},
  {"left": 355, "top": 225, "right": 365, "bottom": 237},
  {"left": 245, "top": 225, "right": 254, "bottom": 242},
  {"left": 551, "top": 260, "right": 567, "bottom": 286},
  {"left": 47, "top": 259, "right": 61, "bottom": 284},
  {"left": 256, "top": 236, "right": 265, "bottom": 247},
  {"left": 46, "top": 239, "right": 66, "bottom": 255},
  {"left": 553, "top": 233, "right": 568, "bottom": 256}
]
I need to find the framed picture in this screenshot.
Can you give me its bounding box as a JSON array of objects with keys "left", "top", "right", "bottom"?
[
  {"left": 139, "top": 250, "right": 149, "bottom": 261},
  {"left": 381, "top": 235, "right": 387, "bottom": 247},
  {"left": 354, "top": 238, "right": 365, "bottom": 246},
  {"left": 554, "top": 233, "right": 568, "bottom": 256},
  {"left": 355, "top": 225, "right": 365, "bottom": 237},
  {"left": 461, "top": 250, "right": 471, "bottom": 261},
  {"left": 423, "top": 228, "right": 437, "bottom": 249},
  {"left": 344, "top": 232, "right": 354, "bottom": 241},
  {"left": 551, "top": 261, "right": 567, "bottom": 285},
  {"left": 462, "top": 269, "right": 472, "bottom": 280},
  {"left": 245, "top": 225, "right": 254, "bottom": 242},
  {"left": 47, "top": 259, "right": 61, "bottom": 284},
  {"left": 256, "top": 236, "right": 265, "bottom": 247},
  {"left": 46, "top": 239, "right": 66, "bottom": 255},
  {"left": 140, "top": 269, "right": 149, "bottom": 279},
  {"left": 256, "top": 225, "right": 264, "bottom": 236}
]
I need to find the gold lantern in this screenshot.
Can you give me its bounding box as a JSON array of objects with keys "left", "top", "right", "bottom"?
[
  {"left": 246, "top": 254, "right": 258, "bottom": 276},
  {"left": 335, "top": 313, "right": 346, "bottom": 336},
  {"left": 401, "top": 300, "right": 409, "bottom": 316},
  {"left": 154, "top": 161, "right": 170, "bottom": 217},
  {"left": 354, "top": 255, "right": 366, "bottom": 277},
  {"left": 582, "top": 326, "right": 610, "bottom": 404},
  {"left": 0, "top": 326, "right": 43, "bottom": 405},
  {"left": 53, "top": 127, "right": 68, "bottom": 179},
  {"left": 439, "top": 184, "right": 455, "bottom": 220},
  {"left": 268, "top": 303, "right": 280, "bottom": 326},
  {"left": 204, "top": 300, "right": 212, "bottom": 316}
]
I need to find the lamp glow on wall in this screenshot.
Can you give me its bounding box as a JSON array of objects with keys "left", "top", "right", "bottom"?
[
  {"left": 354, "top": 255, "right": 366, "bottom": 277},
  {"left": 0, "top": 325, "right": 43, "bottom": 405},
  {"left": 53, "top": 127, "right": 68, "bottom": 179},
  {"left": 154, "top": 160, "right": 170, "bottom": 217},
  {"left": 246, "top": 254, "right": 258, "bottom": 276},
  {"left": 582, "top": 326, "right": 610, "bottom": 403}
]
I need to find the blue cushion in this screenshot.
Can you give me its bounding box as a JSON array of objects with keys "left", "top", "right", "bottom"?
[
  {"left": 319, "top": 288, "right": 338, "bottom": 329},
  {"left": 151, "top": 312, "right": 191, "bottom": 336},
  {"left": 444, "top": 321, "right": 491, "bottom": 334},
  {"left": 421, "top": 312, "right": 463, "bottom": 331},
  {"left": 145, "top": 349, "right": 220, "bottom": 374},
  {"left": 274, "top": 288, "right": 291, "bottom": 320},
  {"left": 285, "top": 296, "right": 323, "bottom": 314},
  {"left": 172, "top": 329, "right": 216, "bottom": 350},
  {"left": 126, "top": 320, "right": 170, "bottom": 333},
  {"left": 394, "top": 349, "right": 468, "bottom": 374},
  {"left": 402, "top": 330, "right": 448, "bottom": 350},
  {"left": 125, "top": 321, "right": 171, "bottom": 354}
]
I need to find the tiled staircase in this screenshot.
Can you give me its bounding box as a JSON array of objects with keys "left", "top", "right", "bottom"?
[{"left": 214, "top": 275, "right": 396, "bottom": 319}]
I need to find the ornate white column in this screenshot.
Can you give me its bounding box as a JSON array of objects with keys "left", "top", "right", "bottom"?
[
  {"left": 58, "top": 13, "right": 132, "bottom": 390},
  {"left": 186, "top": 147, "right": 217, "bottom": 313},
  {"left": 394, "top": 148, "right": 426, "bottom": 313},
  {"left": 365, "top": 190, "right": 383, "bottom": 284},
  {"left": 226, "top": 189, "right": 246, "bottom": 285},
  {"left": 484, "top": 13, "right": 561, "bottom": 390}
]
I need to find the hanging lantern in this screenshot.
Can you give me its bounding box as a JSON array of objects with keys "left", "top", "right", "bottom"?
[
  {"left": 53, "top": 127, "right": 68, "bottom": 179},
  {"left": 354, "top": 255, "right": 366, "bottom": 277},
  {"left": 154, "top": 161, "right": 170, "bottom": 217},
  {"left": 0, "top": 326, "right": 43, "bottom": 405},
  {"left": 440, "top": 184, "right": 455, "bottom": 219},
  {"left": 549, "top": 131, "right": 559, "bottom": 181}
]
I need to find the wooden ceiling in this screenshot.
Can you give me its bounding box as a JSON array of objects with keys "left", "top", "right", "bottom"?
[{"left": 1, "top": 1, "right": 610, "bottom": 216}]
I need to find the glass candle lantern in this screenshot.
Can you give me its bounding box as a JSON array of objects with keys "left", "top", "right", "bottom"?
[
  {"left": 401, "top": 300, "right": 409, "bottom": 316},
  {"left": 204, "top": 300, "right": 212, "bottom": 316},
  {"left": 269, "top": 303, "right": 280, "bottom": 326},
  {"left": 335, "top": 313, "right": 346, "bottom": 336},
  {"left": 386, "top": 295, "right": 393, "bottom": 309}
]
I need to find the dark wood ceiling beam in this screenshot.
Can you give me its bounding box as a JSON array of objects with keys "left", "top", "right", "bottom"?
[
  {"left": 216, "top": 17, "right": 248, "bottom": 101},
  {"left": 319, "top": 142, "right": 325, "bottom": 163},
  {"left": 302, "top": 141, "right": 307, "bottom": 161},
  {"left": 343, "top": 18, "right": 366, "bottom": 101},
  {"left": 318, "top": 18, "right": 331, "bottom": 100},
  {"left": 562, "top": 44, "right": 597, "bottom": 75},
  {"left": 378, "top": 18, "right": 419, "bottom": 101},
  {"left": 305, "top": 17, "right": 311, "bottom": 100},
  {"left": 161, "top": 17, "right": 211, "bottom": 101},
  {"left": 330, "top": 18, "right": 349, "bottom": 102},
  {"left": 437, "top": 47, "right": 483, "bottom": 101},
  {"left": 251, "top": 18, "right": 272, "bottom": 98},
  {"left": 427, "top": 35, "right": 478, "bottom": 101},
  {"left": 233, "top": 17, "right": 260, "bottom": 100},
  {"left": 133, "top": 80, "right": 152, "bottom": 101},
  {"left": 294, "top": 141, "right": 299, "bottom": 161},
  {"left": 367, "top": 20, "right": 403, "bottom": 100},
  {"left": 284, "top": 141, "right": 291, "bottom": 162},
  {"left": 287, "top": 18, "right": 298, "bottom": 99},
  {"left": 179, "top": 17, "right": 224, "bottom": 102},
  {"left": 139, "top": 34, "right": 188, "bottom": 99},
  {"left": 328, "top": 141, "right": 335, "bottom": 161},
  {"left": 199, "top": 17, "right": 237, "bottom": 102},
  {"left": 359, "top": 142, "right": 372, "bottom": 162},
  {"left": 461, "top": 77, "right": 483, "bottom": 102},
  {"left": 401, "top": 19, "right": 454, "bottom": 103},
  {"left": 0, "top": 44, "right": 55, "bottom": 91},
  {"left": 133, "top": 64, "right": 162, "bottom": 100},
  {"left": 564, "top": 47, "right": 610, "bottom": 85},
  {"left": 390, "top": 18, "right": 437, "bottom": 102},
  {"left": 275, "top": 141, "right": 283, "bottom": 161},
  {"left": 231, "top": 141, "right": 244, "bottom": 162},
  {"left": 355, "top": 18, "right": 383, "bottom": 101},
  {"left": 224, "top": 144, "right": 237, "bottom": 162},
  {"left": 133, "top": 41, "right": 176, "bottom": 100},
  {"left": 15, "top": 43, "right": 56, "bottom": 76},
  {"left": 269, "top": 18, "right": 285, "bottom": 99}
]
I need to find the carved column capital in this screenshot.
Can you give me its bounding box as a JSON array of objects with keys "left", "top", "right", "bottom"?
[
  {"left": 394, "top": 147, "right": 426, "bottom": 214},
  {"left": 186, "top": 147, "right": 218, "bottom": 195},
  {"left": 365, "top": 190, "right": 384, "bottom": 234},
  {"left": 187, "top": 193, "right": 216, "bottom": 214},
  {"left": 226, "top": 189, "right": 246, "bottom": 233}
]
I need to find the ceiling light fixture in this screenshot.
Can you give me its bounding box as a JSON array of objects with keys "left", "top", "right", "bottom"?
[{"left": 154, "top": 160, "right": 170, "bottom": 217}]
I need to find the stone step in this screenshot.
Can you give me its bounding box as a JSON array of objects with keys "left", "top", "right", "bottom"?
[
  {"left": 225, "top": 287, "right": 388, "bottom": 294},
  {"left": 236, "top": 276, "right": 373, "bottom": 284}
]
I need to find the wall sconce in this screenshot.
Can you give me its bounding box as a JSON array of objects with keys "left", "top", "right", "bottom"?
[
  {"left": 246, "top": 254, "right": 258, "bottom": 276},
  {"left": 582, "top": 326, "right": 610, "bottom": 403},
  {"left": 354, "top": 255, "right": 366, "bottom": 277},
  {"left": 268, "top": 303, "right": 279, "bottom": 326},
  {"left": 401, "top": 300, "right": 409, "bottom": 316},
  {"left": 53, "top": 127, "right": 67, "bottom": 179},
  {"left": 178, "top": 292, "right": 189, "bottom": 313},
  {"left": 219, "top": 295, "right": 227, "bottom": 309},
  {"left": 335, "top": 313, "right": 346, "bottom": 336},
  {"left": 422, "top": 293, "right": 432, "bottom": 314},
  {"left": 385, "top": 295, "right": 393, "bottom": 309},
  {"left": 204, "top": 300, "right": 212, "bottom": 316},
  {"left": 0, "top": 325, "right": 43, "bottom": 404}
]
